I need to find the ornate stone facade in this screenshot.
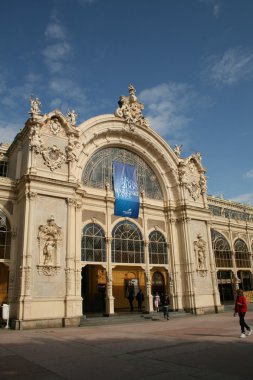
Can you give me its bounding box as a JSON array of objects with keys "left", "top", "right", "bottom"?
[{"left": 0, "top": 85, "right": 252, "bottom": 329}]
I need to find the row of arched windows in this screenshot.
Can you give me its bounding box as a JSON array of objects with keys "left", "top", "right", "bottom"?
[
  {"left": 81, "top": 221, "right": 168, "bottom": 264},
  {"left": 211, "top": 230, "right": 252, "bottom": 268}
]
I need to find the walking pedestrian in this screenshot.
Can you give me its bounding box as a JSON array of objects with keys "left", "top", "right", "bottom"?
[
  {"left": 163, "top": 294, "right": 170, "bottom": 320},
  {"left": 234, "top": 288, "right": 252, "bottom": 338}
]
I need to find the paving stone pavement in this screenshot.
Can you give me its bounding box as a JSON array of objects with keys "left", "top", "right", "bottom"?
[{"left": 0, "top": 308, "right": 253, "bottom": 380}]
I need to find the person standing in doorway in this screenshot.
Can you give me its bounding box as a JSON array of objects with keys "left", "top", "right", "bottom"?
[
  {"left": 234, "top": 288, "right": 252, "bottom": 338},
  {"left": 136, "top": 289, "right": 144, "bottom": 312},
  {"left": 154, "top": 292, "right": 160, "bottom": 312},
  {"left": 128, "top": 287, "right": 135, "bottom": 312}
]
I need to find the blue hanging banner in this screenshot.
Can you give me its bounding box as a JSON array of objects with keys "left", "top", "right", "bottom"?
[{"left": 113, "top": 161, "right": 140, "bottom": 218}]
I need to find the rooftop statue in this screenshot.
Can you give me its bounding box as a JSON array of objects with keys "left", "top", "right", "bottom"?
[
  {"left": 29, "top": 96, "right": 42, "bottom": 115},
  {"left": 115, "top": 84, "right": 150, "bottom": 129},
  {"left": 66, "top": 109, "right": 78, "bottom": 125}
]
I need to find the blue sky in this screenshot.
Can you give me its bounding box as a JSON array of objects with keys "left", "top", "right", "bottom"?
[{"left": 1, "top": 0, "right": 253, "bottom": 204}]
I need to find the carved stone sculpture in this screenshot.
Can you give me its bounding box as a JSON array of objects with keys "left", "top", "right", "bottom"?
[
  {"left": 66, "top": 134, "right": 81, "bottom": 162},
  {"left": 29, "top": 96, "right": 42, "bottom": 115},
  {"left": 193, "top": 233, "right": 207, "bottom": 276},
  {"left": 174, "top": 144, "right": 183, "bottom": 157},
  {"left": 66, "top": 110, "right": 78, "bottom": 125},
  {"left": 42, "top": 145, "right": 66, "bottom": 171},
  {"left": 37, "top": 215, "right": 62, "bottom": 276},
  {"left": 29, "top": 124, "right": 43, "bottom": 153},
  {"left": 115, "top": 84, "right": 150, "bottom": 129}
]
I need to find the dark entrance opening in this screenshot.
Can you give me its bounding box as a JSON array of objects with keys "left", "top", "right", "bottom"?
[
  {"left": 152, "top": 271, "right": 165, "bottom": 304},
  {"left": 217, "top": 270, "right": 234, "bottom": 302},
  {"left": 81, "top": 265, "right": 106, "bottom": 314}
]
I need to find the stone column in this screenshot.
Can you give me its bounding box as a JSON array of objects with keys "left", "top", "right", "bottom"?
[
  {"left": 206, "top": 221, "right": 222, "bottom": 312},
  {"left": 144, "top": 241, "right": 154, "bottom": 313},
  {"left": 228, "top": 222, "right": 238, "bottom": 294},
  {"left": 64, "top": 198, "right": 77, "bottom": 321},
  {"left": 181, "top": 212, "right": 196, "bottom": 313},
  {"left": 165, "top": 210, "right": 181, "bottom": 311},
  {"left": 22, "top": 191, "right": 37, "bottom": 319},
  {"left": 105, "top": 238, "right": 115, "bottom": 315}
]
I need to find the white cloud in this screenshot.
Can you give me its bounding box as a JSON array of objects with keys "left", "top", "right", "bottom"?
[
  {"left": 0, "top": 120, "right": 21, "bottom": 144},
  {"left": 244, "top": 169, "right": 253, "bottom": 179},
  {"left": 203, "top": 48, "right": 253, "bottom": 86},
  {"left": 199, "top": 0, "right": 220, "bottom": 18},
  {"left": 43, "top": 14, "right": 72, "bottom": 74},
  {"left": 139, "top": 83, "right": 196, "bottom": 144},
  {"left": 49, "top": 78, "right": 91, "bottom": 118},
  {"left": 43, "top": 42, "right": 71, "bottom": 74},
  {"left": 230, "top": 193, "right": 253, "bottom": 205},
  {"left": 45, "top": 22, "right": 66, "bottom": 40}
]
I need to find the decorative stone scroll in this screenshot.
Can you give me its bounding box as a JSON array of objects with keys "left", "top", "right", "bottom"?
[
  {"left": 42, "top": 145, "right": 66, "bottom": 171},
  {"left": 115, "top": 84, "right": 150, "bottom": 129},
  {"left": 193, "top": 233, "right": 208, "bottom": 277},
  {"left": 37, "top": 215, "right": 62, "bottom": 276}
]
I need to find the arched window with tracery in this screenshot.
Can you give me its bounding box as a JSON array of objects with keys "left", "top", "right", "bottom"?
[
  {"left": 0, "top": 210, "right": 11, "bottom": 260},
  {"left": 234, "top": 239, "right": 251, "bottom": 268},
  {"left": 112, "top": 221, "right": 144, "bottom": 263},
  {"left": 81, "top": 223, "right": 106, "bottom": 262},
  {"left": 149, "top": 230, "right": 168, "bottom": 264},
  {"left": 82, "top": 147, "right": 163, "bottom": 200},
  {"left": 211, "top": 229, "right": 232, "bottom": 268}
]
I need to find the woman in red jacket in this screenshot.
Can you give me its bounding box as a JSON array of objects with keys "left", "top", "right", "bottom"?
[{"left": 234, "top": 289, "right": 252, "bottom": 338}]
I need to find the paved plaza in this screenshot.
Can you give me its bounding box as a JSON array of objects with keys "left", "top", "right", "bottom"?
[{"left": 0, "top": 308, "right": 253, "bottom": 380}]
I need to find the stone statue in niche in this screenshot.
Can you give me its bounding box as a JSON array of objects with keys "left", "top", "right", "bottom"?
[
  {"left": 43, "top": 238, "right": 56, "bottom": 265},
  {"left": 193, "top": 233, "right": 207, "bottom": 276},
  {"left": 37, "top": 215, "right": 62, "bottom": 276}
]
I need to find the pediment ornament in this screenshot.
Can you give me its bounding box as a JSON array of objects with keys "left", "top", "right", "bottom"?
[
  {"left": 42, "top": 145, "right": 66, "bottom": 171},
  {"left": 115, "top": 84, "right": 150, "bottom": 129},
  {"left": 49, "top": 118, "right": 62, "bottom": 135}
]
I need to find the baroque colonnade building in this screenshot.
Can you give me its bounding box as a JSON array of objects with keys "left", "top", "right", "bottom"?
[{"left": 0, "top": 85, "right": 252, "bottom": 329}]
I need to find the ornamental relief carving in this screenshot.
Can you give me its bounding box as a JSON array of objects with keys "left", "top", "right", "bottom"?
[
  {"left": 115, "top": 84, "right": 150, "bottom": 129},
  {"left": 66, "top": 134, "right": 81, "bottom": 162},
  {"left": 193, "top": 233, "right": 208, "bottom": 277},
  {"left": 42, "top": 145, "right": 66, "bottom": 171},
  {"left": 177, "top": 158, "right": 207, "bottom": 201},
  {"left": 49, "top": 118, "right": 62, "bottom": 135},
  {"left": 29, "top": 124, "right": 44, "bottom": 153},
  {"left": 37, "top": 215, "right": 62, "bottom": 276}
]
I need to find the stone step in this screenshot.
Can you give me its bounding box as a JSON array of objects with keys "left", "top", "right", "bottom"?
[{"left": 79, "top": 311, "right": 191, "bottom": 327}]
